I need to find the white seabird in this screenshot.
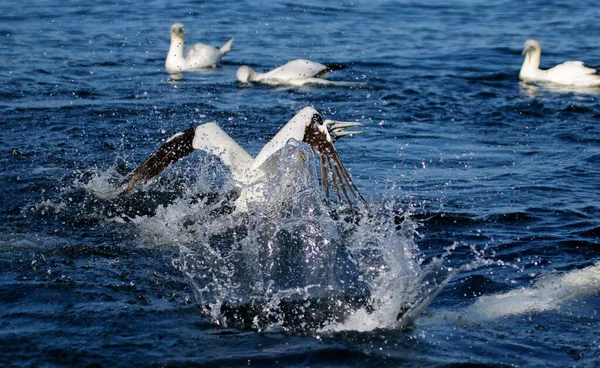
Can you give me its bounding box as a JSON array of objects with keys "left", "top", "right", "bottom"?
[
  {"left": 165, "top": 22, "right": 234, "bottom": 72},
  {"left": 519, "top": 39, "right": 600, "bottom": 87},
  {"left": 120, "top": 107, "right": 364, "bottom": 211},
  {"left": 236, "top": 59, "right": 360, "bottom": 86}
]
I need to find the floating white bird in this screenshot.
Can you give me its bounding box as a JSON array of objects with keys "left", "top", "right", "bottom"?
[
  {"left": 519, "top": 39, "right": 600, "bottom": 87},
  {"left": 120, "top": 107, "right": 364, "bottom": 211},
  {"left": 165, "top": 23, "right": 234, "bottom": 72},
  {"left": 236, "top": 59, "right": 359, "bottom": 86}
]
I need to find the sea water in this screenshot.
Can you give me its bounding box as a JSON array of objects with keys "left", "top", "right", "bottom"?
[{"left": 1, "top": 0, "right": 599, "bottom": 366}]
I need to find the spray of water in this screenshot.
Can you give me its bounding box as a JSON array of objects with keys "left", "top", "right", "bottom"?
[
  {"left": 44, "top": 141, "right": 455, "bottom": 333},
  {"left": 128, "top": 141, "right": 451, "bottom": 333},
  {"left": 30, "top": 141, "right": 600, "bottom": 334}
]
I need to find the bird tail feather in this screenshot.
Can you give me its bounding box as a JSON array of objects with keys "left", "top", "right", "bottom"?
[{"left": 220, "top": 38, "right": 234, "bottom": 55}]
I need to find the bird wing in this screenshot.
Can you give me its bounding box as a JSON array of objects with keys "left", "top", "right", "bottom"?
[
  {"left": 546, "top": 61, "right": 599, "bottom": 81},
  {"left": 250, "top": 107, "right": 363, "bottom": 205},
  {"left": 303, "top": 113, "right": 365, "bottom": 205},
  {"left": 120, "top": 123, "right": 254, "bottom": 193},
  {"left": 185, "top": 43, "right": 222, "bottom": 67},
  {"left": 251, "top": 107, "right": 315, "bottom": 171},
  {"left": 263, "top": 59, "right": 330, "bottom": 80},
  {"left": 314, "top": 63, "right": 348, "bottom": 78},
  {"left": 120, "top": 127, "right": 197, "bottom": 193}
]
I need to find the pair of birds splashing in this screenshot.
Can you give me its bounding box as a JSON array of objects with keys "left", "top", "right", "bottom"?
[{"left": 120, "top": 107, "right": 365, "bottom": 213}]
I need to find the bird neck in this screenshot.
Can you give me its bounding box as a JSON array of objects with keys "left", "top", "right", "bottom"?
[
  {"left": 249, "top": 69, "right": 264, "bottom": 82},
  {"left": 522, "top": 50, "right": 541, "bottom": 72},
  {"left": 165, "top": 35, "right": 186, "bottom": 71},
  {"left": 168, "top": 35, "right": 185, "bottom": 59}
]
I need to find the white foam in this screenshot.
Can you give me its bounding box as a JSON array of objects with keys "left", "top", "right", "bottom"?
[{"left": 465, "top": 262, "right": 600, "bottom": 321}]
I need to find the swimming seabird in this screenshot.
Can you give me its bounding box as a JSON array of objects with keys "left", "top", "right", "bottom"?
[
  {"left": 236, "top": 59, "right": 359, "bottom": 86},
  {"left": 120, "top": 107, "right": 364, "bottom": 210},
  {"left": 165, "top": 23, "right": 234, "bottom": 72},
  {"left": 519, "top": 39, "right": 600, "bottom": 87}
]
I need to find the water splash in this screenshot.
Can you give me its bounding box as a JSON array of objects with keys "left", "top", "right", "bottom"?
[
  {"left": 75, "top": 168, "right": 122, "bottom": 200},
  {"left": 151, "top": 142, "right": 451, "bottom": 333},
  {"left": 57, "top": 141, "right": 453, "bottom": 333},
  {"left": 322, "top": 212, "right": 455, "bottom": 332}
]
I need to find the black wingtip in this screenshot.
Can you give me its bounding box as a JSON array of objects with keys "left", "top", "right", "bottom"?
[
  {"left": 314, "top": 63, "right": 349, "bottom": 78},
  {"left": 119, "top": 126, "right": 197, "bottom": 194}
]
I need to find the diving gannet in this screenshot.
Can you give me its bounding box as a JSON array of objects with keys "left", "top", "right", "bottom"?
[
  {"left": 165, "top": 23, "right": 234, "bottom": 72},
  {"left": 236, "top": 60, "right": 359, "bottom": 86},
  {"left": 120, "top": 107, "right": 364, "bottom": 210},
  {"left": 520, "top": 39, "right": 600, "bottom": 87}
]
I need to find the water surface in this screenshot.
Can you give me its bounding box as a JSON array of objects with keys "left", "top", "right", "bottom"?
[{"left": 1, "top": 0, "right": 599, "bottom": 366}]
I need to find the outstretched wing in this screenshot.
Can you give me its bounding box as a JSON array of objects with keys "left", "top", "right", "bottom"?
[
  {"left": 120, "top": 127, "right": 197, "bottom": 193},
  {"left": 120, "top": 123, "right": 255, "bottom": 194},
  {"left": 303, "top": 113, "right": 365, "bottom": 205}
]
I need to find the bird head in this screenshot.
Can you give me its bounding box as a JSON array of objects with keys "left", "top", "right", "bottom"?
[
  {"left": 236, "top": 65, "right": 255, "bottom": 83},
  {"left": 522, "top": 39, "right": 540, "bottom": 56},
  {"left": 170, "top": 23, "right": 185, "bottom": 38}
]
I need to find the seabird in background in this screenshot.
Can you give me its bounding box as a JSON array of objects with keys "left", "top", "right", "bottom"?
[
  {"left": 165, "top": 22, "right": 234, "bottom": 72},
  {"left": 236, "top": 59, "right": 360, "bottom": 86},
  {"left": 519, "top": 39, "right": 600, "bottom": 87},
  {"left": 120, "top": 107, "right": 364, "bottom": 211}
]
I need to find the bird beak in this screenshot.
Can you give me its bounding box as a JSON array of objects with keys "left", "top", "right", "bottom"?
[
  {"left": 522, "top": 45, "right": 534, "bottom": 55},
  {"left": 324, "top": 120, "right": 363, "bottom": 140}
]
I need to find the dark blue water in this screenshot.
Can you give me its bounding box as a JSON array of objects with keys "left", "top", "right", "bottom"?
[{"left": 2, "top": 0, "right": 600, "bottom": 366}]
